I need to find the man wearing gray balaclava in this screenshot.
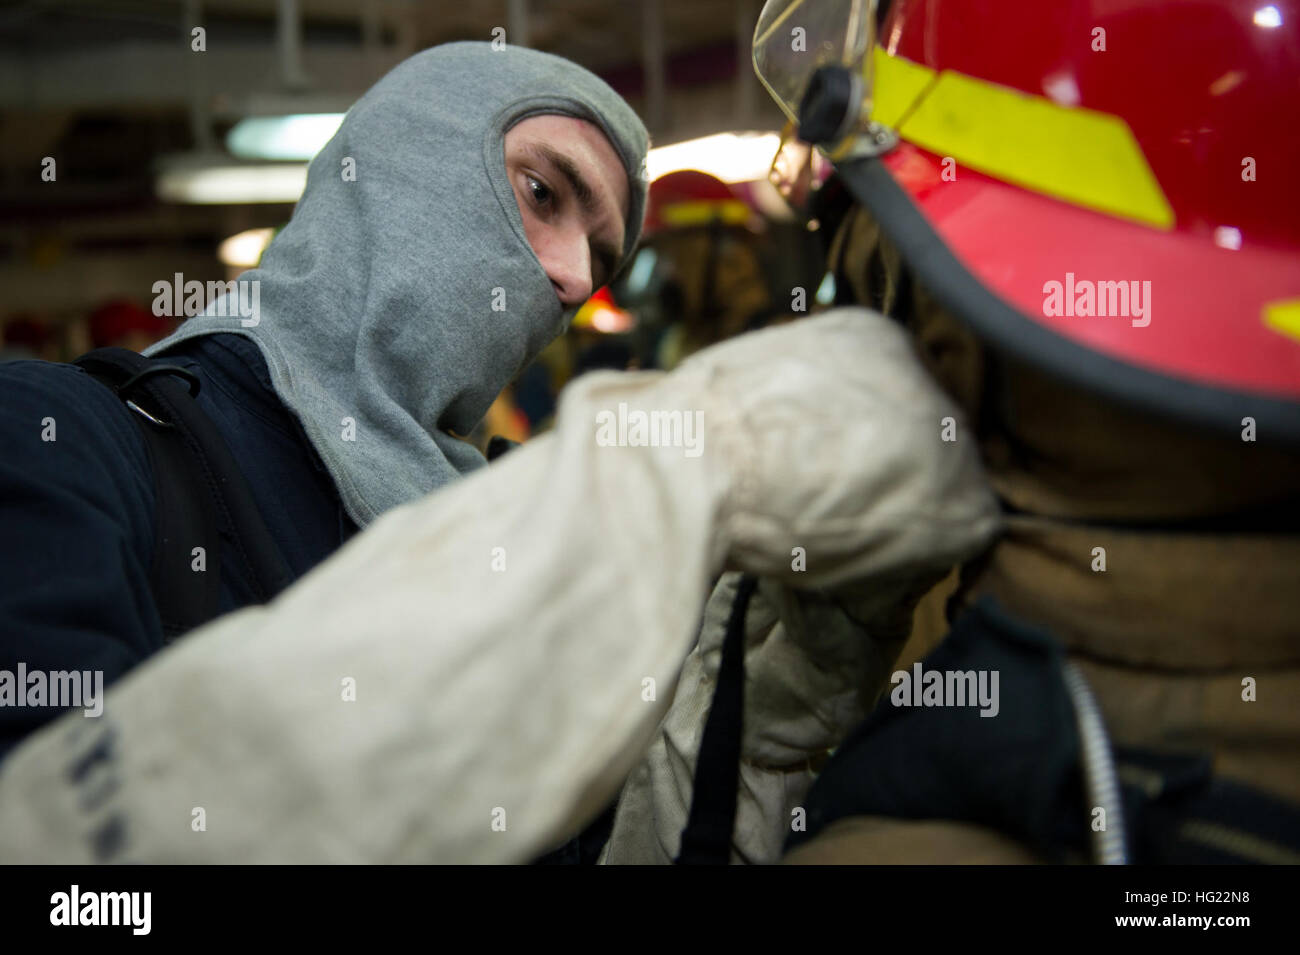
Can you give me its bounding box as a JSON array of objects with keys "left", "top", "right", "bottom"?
[
  {"left": 152, "top": 41, "right": 649, "bottom": 528},
  {"left": 0, "top": 41, "right": 651, "bottom": 764}
]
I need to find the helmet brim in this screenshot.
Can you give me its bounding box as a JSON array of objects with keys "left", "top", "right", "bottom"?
[{"left": 837, "top": 144, "right": 1300, "bottom": 445}]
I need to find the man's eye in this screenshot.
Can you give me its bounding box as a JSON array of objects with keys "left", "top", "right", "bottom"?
[{"left": 527, "top": 176, "right": 552, "bottom": 206}]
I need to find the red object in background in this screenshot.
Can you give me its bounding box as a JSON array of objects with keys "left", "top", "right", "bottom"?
[
  {"left": 2, "top": 318, "right": 49, "bottom": 350},
  {"left": 877, "top": 0, "right": 1300, "bottom": 402},
  {"left": 572, "top": 285, "right": 637, "bottom": 333},
  {"left": 88, "top": 300, "right": 174, "bottom": 350},
  {"left": 644, "top": 170, "right": 752, "bottom": 234}
]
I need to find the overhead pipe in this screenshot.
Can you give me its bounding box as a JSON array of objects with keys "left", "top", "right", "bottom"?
[
  {"left": 642, "top": 0, "right": 667, "bottom": 134},
  {"left": 183, "top": 0, "right": 214, "bottom": 151},
  {"left": 360, "top": 2, "right": 383, "bottom": 81},
  {"left": 734, "top": 0, "right": 759, "bottom": 124},
  {"left": 508, "top": 0, "right": 530, "bottom": 49},
  {"left": 277, "top": 0, "right": 309, "bottom": 90}
]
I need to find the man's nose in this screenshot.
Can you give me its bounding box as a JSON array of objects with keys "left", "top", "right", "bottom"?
[{"left": 544, "top": 232, "right": 593, "bottom": 307}]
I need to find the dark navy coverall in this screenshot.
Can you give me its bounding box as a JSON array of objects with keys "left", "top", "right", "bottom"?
[{"left": 0, "top": 334, "right": 355, "bottom": 760}]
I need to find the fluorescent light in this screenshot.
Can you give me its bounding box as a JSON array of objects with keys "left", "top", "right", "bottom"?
[
  {"left": 161, "top": 128, "right": 784, "bottom": 205},
  {"left": 646, "top": 132, "right": 782, "bottom": 184},
  {"left": 157, "top": 163, "right": 308, "bottom": 204},
  {"left": 219, "top": 227, "right": 278, "bottom": 268},
  {"left": 226, "top": 114, "right": 346, "bottom": 161}
]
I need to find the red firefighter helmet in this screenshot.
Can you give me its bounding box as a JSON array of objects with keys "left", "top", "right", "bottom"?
[
  {"left": 644, "top": 170, "right": 756, "bottom": 235},
  {"left": 755, "top": 0, "right": 1300, "bottom": 440}
]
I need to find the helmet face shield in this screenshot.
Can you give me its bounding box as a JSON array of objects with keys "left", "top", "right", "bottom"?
[
  {"left": 752, "top": 0, "right": 874, "bottom": 126},
  {"left": 754, "top": 0, "right": 891, "bottom": 214}
]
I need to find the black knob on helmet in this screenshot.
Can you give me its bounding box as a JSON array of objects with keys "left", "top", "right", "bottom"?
[{"left": 797, "top": 65, "right": 859, "bottom": 146}]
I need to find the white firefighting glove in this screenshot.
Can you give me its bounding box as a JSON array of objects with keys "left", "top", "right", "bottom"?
[
  {"left": 0, "top": 308, "right": 998, "bottom": 863},
  {"left": 599, "top": 567, "right": 957, "bottom": 865}
]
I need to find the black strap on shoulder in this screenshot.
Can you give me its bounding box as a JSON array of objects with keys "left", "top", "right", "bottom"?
[
  {"left": 74, "top": 347, "right": 292, "bottom": 641},
  {"left": 676, "top": 573, "right": 758, "bottom": 865}
]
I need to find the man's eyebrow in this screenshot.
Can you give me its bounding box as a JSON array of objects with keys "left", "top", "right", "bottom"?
[
  {"left": 525, "top": 141, "right": 625, "bottom": 281},
  {"left": 529, "top": 142, "right": 599, "bottom": 216}
]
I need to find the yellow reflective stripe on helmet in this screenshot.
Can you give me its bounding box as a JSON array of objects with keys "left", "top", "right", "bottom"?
[
  {"left": 869, "top": 45, "right": 936, "bottom": 130},
  {"left": 870, "top": 49, "right": 1175, "bottom": 231},
  {"left": 660, "top": 200, "right": 751, "bottom": 228},
  {"left": 1263, "top": 299, "right": 1300, "bottom": 343}
]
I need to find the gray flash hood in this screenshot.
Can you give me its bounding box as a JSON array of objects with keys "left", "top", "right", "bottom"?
[{"left": 149, "top": 41, "right": 649, "bottom": 527}]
